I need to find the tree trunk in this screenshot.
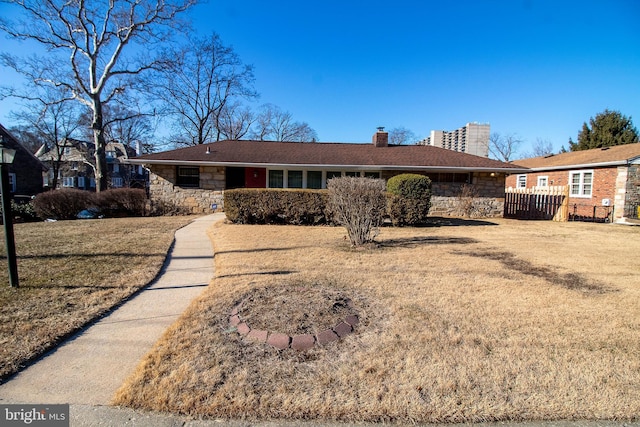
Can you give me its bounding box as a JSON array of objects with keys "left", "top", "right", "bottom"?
[{"left": 92, "top": 99, "right": 108, "bottom": 192}]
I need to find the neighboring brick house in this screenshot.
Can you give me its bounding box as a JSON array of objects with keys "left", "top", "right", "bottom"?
[
  {"left": 506, "top": 143, "right": 640, "bottom": 222},
  {"left": 128, "top": 129, "right": 528, "bottom": 216},
  {"left": 36, "top": 138, "right": 148, "bottom": 191},
  {"left": 0, "top": 123, "right": 47, "bottom": 197}
]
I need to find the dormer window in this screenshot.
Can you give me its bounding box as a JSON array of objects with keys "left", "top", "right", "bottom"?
[{"left": 106, "top": 150, "right": 117, "bottom": 159}]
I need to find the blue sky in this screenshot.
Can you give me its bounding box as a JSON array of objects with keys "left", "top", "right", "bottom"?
[{"left": 1, "top": 0, "right": 639, "bottom": 155}]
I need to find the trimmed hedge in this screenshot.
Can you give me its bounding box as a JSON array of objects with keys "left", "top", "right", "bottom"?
[
  {"left": 386, "top": 174, "right": 432, "bottom": 226},
  {"left": 224, "top": 188, "right": 329, "bottom": 225}
]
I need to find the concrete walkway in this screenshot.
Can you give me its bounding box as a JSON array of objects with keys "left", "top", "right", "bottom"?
[{"left": 0, "top": 213, "right": 223, "bottom": 407}]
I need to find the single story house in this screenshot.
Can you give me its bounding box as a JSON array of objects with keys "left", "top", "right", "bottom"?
[
  {"left": 0, "top": 123, "right": 47, "bottom": 197},
  {"left": 128, "top": 129, "right": 528, "bottom": 216},
  {"left": 506, "top": 143, "right": 640, "bottom": 222}
]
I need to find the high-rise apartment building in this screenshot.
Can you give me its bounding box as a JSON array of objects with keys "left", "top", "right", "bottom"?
[{"left": 422, "top": 122, "right": 490, "bottom": 157}]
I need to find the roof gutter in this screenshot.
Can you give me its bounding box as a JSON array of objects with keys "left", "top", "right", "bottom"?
[
  {"left": 525, "top": 159, "right": 630, "bottom": 172},
  {"left": 125, "top": 158, "right": 529, "bottom": 173}
]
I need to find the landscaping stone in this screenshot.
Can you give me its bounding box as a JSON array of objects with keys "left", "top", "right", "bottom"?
[
  {"left": 291, "top": 334, "right": 315, "bottom": 351},
  {"left": 344, "top": 315, "right": 359, "bottom": 326},
  {"left": 267, "top": 332, "right": 291, "bottom": 350},
  {"left": 333, "top": 321, "right": 353, "bottom": 337},
  {"left": 247, "top": 329, "right": 268, "bottom": 343},
  {"left": 237, "top": 323, "right": 250, "bottom": 335},
  {"left": 316, "top": 329, "right": 339, "bottom": 345},
  {"left": 229, "top": 315, "right": 241, "bottom": 326}
]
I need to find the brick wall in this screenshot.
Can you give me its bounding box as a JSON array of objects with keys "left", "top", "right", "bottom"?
[
  {"left": 148, "top": 164, "right": 225, "bottom": 214},
  {"left": 506, "top": 167, "right": 621, "bottom": 219}
]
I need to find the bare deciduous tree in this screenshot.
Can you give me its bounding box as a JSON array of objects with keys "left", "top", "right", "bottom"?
[
  {"left": 486, "top": 132, "right": 523, "bottom": 162},
  {"left": 0, "top": 0, "right": 196, "bottom": 191},
  {"left": 218, "top": 102, "right": 255, "bottom": 141},
  {"left": 251, "top": 104, "right": 318, "bottom": 142},
  {"left": 388, "top": 127, "right": 418, "bottom": 145},
  {"left": 9, "top": 86, "right": 83, "bottom": 190},
  {"left": 149, "top": 32, "right": 257, "bottom": 146},
  {"left": 530, "top": 138, "right": 554, "bottom": 157}
]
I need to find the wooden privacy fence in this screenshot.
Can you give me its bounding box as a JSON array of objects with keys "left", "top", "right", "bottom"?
[{"left": 504, "top": 186, "right": 569, "bottom": 221}]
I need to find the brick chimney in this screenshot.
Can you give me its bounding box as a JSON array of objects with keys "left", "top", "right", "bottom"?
[{"left": 372, "top": 127, "right": 388, "bottom": 147}]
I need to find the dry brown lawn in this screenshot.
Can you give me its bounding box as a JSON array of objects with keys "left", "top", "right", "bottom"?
[
  {"left": 0, "top": 216, "right": 194, "bottom": 380},
  {"left": 114, "top": 218, "right": 640, "bottom": 423}
]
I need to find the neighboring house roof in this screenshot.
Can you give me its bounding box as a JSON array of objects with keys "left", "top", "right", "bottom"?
[
  {"left": 512, "top": 143, "right": 640, "bottom": 171},
  {"left": 0, "top": 123, "right": 48, "bottom": 171},
  {"left": 129, "top": 140, "right": 527, "bottom": 173},
  {"left": 36, "top": 138, "right": 136, "bottom": 163}
]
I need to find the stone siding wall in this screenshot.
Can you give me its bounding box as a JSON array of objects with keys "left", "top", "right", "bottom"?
[
  {"left": 624, "top": 165, "right": 640, "bottom": 218},
  {"left": 149, "top": 166, "right": 506, "bottom": 218},
  {"left": 383, "top": 171, "right": 506, "bottom": 217},
  {"left": 148, "top": 164, "right": 225, "bottom": 214}
]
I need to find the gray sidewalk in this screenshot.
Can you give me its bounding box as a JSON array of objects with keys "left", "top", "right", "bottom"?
[{"left": 0, "top": 213, "right": 223, "bottom": 406}]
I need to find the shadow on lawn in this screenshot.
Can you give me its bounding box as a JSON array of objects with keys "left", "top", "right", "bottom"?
[
  {"left": 457, "top": 249, "right": 614, "bottom": 294},
  {"left": 4, "top": 252, "right": 166, "bottom": 260},
  {"left": 381, "top": 236, "right": 478, "bottom": 248},
  {"left": 216, "top": 270, "right": 297, "bottom": 279},
  {"left": 421, "top": 217, "right": 500, "bottom": 227}
]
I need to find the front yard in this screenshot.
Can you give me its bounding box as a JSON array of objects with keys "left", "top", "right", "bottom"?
[
  {"left": 113, "top": 218, "right": 640, "bottom": 423},
  {"left": 0, "top": 216, "right": 194, "bottom": 380}
]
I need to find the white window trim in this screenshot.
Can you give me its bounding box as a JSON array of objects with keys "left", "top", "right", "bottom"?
[
  {"left": 516, "top": 174, "right": 527, "bottom": 188},
  {"left": 537, "top": 176, "right": 549, "bottom": 187},
  {"left": 569, "top": 170, "right": 593, "bottom": 198},
  {"left": 62, "top": 176, "right": 75, "bottom": 188},
  {"left": 265, "top": 169, "right": 376, "bottom": 189}
]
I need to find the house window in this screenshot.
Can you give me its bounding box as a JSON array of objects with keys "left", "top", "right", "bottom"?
[
  {"left": 537, "top": 176, "right": 549, "bottom": 187},
  {"left": 307, "top": 171, "right": 323, "bottom": 189},
  {"left": 106, "top": 150, "right": 117, "bottom": 159},
  {"left": 71, "top": 162, "right": 78, "bottom": 171},
  {"left": 570, "top": 170, "right": 593, "bottom": 197},
  {"left": 364, "top": 172, "right": 381, "bottom": 179},
  {"left": 8, "top": 173, "right": 16, "bottom": 193},
  {"left": 62, "top": 177, "right": 75, "bottom": 187},
  {"left": 345, "top": 171, "right": 360, "bottom": 177},
  {"left": 516, "top": 174, "right": 527, "bottom": 188},
  {"left": 288, "top": 170, "right": 303, "bottom": 188},
  {"left": 78, "top": 176, "right": 85, "bottom": 189},
  {"left": 64, "top": 147, "right": 71, "bottom": 155},
  {"left": 176, "top": 166, "right": 200, "bottom": 187},
  {"left": 268, "top": 170, "right": 284, "bottom": 188},
  {"left": 113, "top": 163, "right": 120, "bottom": 173},
  {"left": 111, "top": 177, "right": 123, "bottom": 188}
]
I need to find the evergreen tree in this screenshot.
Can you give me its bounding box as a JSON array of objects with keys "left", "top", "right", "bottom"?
[{"left": 571, "top": 109, "right": 639, "bottom": 151}]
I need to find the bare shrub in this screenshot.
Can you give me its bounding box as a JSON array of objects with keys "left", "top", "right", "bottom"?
[
  {"left": 327, "top": 177, "right": 386, "bottom": 247},
  {"left": 457, "top": 184, "right": 481, "bottom": 217},
  {"left": 32, "top": 189, "right": 94, "bottom": 220},
  {"left": 95, "top": 188, "right": 148, "bottom": 217}
]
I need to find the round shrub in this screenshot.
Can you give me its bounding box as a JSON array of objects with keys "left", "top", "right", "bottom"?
[
  {"left": 33, "top": 189, "right": 94, "bottom": 220},
  {"left": 386, "top": 174, "right": 432, "bottom": 226}
]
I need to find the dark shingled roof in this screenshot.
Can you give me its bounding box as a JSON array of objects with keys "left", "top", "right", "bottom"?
[
  {"left": 130, "top": 140, "right": 527, "bottom": 172},
  {"left": 511, "top": 143, "right": 640, "bottom": 170}
]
